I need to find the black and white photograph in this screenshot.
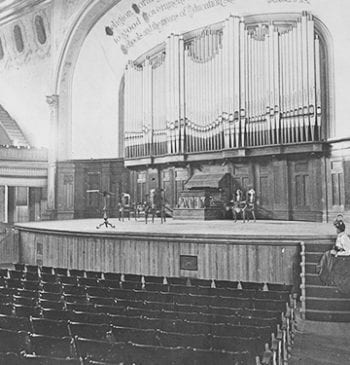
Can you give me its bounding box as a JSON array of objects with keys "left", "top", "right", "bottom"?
[{"left": 0, "top": 0, "right": 349, "bottom": 363}]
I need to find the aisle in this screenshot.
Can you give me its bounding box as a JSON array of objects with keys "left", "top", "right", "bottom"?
[{"left": 289, "top": 311, "right": 350, "bottom": 365}]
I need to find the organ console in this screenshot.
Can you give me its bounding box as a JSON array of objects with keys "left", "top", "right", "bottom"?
[{"left": 124, "top": 12, "right": 323, "bottom": 160}]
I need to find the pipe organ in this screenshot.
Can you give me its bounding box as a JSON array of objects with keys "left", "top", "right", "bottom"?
[{"left": 124, "top": 12, "right": 323, "bottom": 159}]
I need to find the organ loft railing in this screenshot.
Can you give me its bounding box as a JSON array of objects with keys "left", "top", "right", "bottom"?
[{"left": 123, "top": 12, "right": 323, "bottom": 159}]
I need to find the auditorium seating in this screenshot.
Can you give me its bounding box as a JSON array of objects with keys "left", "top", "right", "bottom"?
[{"left": 0, "top": 264, "right": 296, "bottom": 365}]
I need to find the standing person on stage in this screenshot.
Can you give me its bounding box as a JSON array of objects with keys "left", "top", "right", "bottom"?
[
  {"left": 244, "top": 186, "right": 256, "bottom": 222},
  {"left": 318, "top": 217, "right": 350, "bottom": 286}
]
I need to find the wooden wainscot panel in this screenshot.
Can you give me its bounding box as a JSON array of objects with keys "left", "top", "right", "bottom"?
[{"left": 17, "top": 229, "right": 301, "bottom": 286}]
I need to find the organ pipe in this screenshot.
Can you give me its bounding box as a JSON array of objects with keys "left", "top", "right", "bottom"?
[{"left": 123, "top": 12, "right": 323, "bottom": 158}]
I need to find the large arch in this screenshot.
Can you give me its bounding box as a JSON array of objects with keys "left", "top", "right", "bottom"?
[
  {"left": 53, "top": 0, "right": 121, "bottom": 161},
  {"left": 45, "top": 0, "right": 122, "bottom": 214}
]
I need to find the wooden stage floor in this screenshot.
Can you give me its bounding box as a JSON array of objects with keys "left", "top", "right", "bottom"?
[{"left": 16, "top": 218, "right": 335, "bottom": 240}]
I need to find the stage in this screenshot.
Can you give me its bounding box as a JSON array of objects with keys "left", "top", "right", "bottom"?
[
  {"left": 10, "top": 218, "right": 334, "bottom": 288},
  {"left": 15, "top": 218, "right": 335, "bottom": 241}
]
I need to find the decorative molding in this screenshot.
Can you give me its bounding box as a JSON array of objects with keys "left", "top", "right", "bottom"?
[
  {"left": 0, "top": 5, "right": 51, "bottom": 73},
  {"left": 0, "top": 167, "right": 47, "bottom": 177}
]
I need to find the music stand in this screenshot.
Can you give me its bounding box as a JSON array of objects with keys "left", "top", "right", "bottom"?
[{"left": 88, "top": 190, "right": 115, "bottom": 229}]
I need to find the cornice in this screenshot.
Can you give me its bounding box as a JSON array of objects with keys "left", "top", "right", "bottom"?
[{"left": 0, "top": 0, "right": 52, "bottom": 27}]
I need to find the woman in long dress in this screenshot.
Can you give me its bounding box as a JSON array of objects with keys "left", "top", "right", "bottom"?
[{"left": 318, "top": 218, "right": 350, "bottom": 290}]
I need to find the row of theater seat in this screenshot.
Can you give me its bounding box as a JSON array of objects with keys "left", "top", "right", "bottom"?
[
  {"left": 0, "top": 334, "right": 251, "bottom": 365},
  {"left": 0, "top": 315, "right": 260, "bottom": 364},
  {"left": 0, "top": 284, "right": 288, "bottom": 309},
  {"left": 0, "top": 314, "right": 268, "bottom": 351},
  {"left": 0, "top": 264, "right": 293, "bottom": 364},
  {"left": 4, "top": 264, "right": 294, "bottom": 292}
]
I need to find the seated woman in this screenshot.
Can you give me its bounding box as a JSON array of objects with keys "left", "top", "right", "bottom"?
[{"left": 318, "top": 218, "right": 350, "bottom": 287}]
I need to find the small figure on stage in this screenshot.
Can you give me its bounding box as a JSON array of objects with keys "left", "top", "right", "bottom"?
[
  {"left": 144, "top": 193, "right": 154, "bottom": 224},
  {"left": 232, "top": 188, "right": 246, "bottom": 222},
  {"left": 226, "top": 186, "right": 256, "bottom": 223},
  {"left": 144, "top": 188, "right": 167, "bottom": 224},
  {"left": 118, "top": 193, "right": 131, "bottom": 221},
  {"left": 96, "top": 191, "right": 115, "bottom": 229},
  {"left": 245, "top": 186, "right": 256, "bottom": 222}
]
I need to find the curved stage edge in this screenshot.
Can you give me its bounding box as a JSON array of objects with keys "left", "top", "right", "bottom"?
[{"left": 14, "top": 219, "right": 335, "bottom": 288}]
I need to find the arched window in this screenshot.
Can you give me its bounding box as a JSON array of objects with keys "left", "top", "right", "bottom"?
[
  {"left": 13, "top": 25, "right": 24, "bottom": 53},
  {"left": 0, "top": 38, "right": 4, "bottom": 60},
  {"left": 35, "top": 15, "right": 46, "bottom": 44}
]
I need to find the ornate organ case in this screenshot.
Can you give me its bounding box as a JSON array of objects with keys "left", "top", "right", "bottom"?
[{"left": 124, "top": 12, "right": 323, "bottom": 160}]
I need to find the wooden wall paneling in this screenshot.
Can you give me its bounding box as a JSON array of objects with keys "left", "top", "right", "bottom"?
[
  {"left": 56, "top": 162, "right": 75, "bottom": 220},
  {"left": 254, "top": 159, "right": 274, "bottom": 219},
  {"left": 310, "top": 157, "right": 324, "bottom": 221},
  {"left": 162, "top": 168, "right": 174, "bottom": 208},
  {"left": 272, "top": 158, "right": 290, "bottom": 220},
  {"left": 17, "top": 229, "right": 302, "bottom": 285},
  {"left": 147, "top": 168, "right": 159, "bottom": 193},
  {"left": 255, "top": 245, "right": 268, "bottom": 283},
  {"left": 289, "top": 158, "right": 316, "bottom": 221}
]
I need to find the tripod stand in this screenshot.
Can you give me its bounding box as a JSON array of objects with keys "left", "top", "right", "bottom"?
[{"left": 95, "top": 191, "right": 115, "bottom": 229}]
